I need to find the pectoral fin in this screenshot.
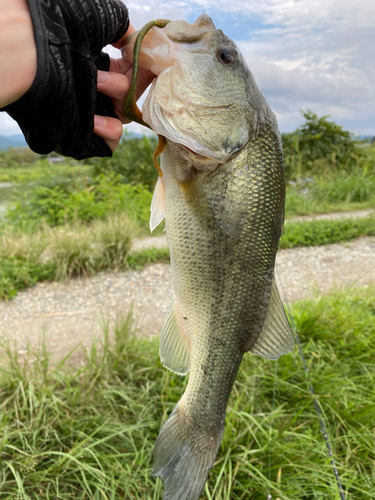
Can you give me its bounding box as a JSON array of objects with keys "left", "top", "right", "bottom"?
[
  {"left": 249, "top": 278, "right": 295, "bottom": 359},
  {"left": 150, "top": 176, "right": 166, "bottom": 232},
  {"left": 160, "top": 299, "right": 191, "bottom": 375}
]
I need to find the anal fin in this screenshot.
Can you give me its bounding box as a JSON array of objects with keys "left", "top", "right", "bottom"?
[
  {"left": 160, "top": 299, "right": 191, "bottom": 375},
  {"left": 250, "top": 278, "right": 295, "bottom": 359}
]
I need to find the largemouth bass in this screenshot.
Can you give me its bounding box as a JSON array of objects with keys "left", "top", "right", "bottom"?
[{"left": 124, "top": 14, "right": 294, "bottom": 500}]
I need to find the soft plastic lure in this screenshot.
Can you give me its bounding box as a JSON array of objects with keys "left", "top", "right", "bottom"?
[{"left": 123, "top": 19, "right": 170, "bottom": 176}]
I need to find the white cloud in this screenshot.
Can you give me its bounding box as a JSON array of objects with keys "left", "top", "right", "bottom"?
[
  {"left": 230, "top": 0, "right": 375, "bottom": 133},
  {"left": 124, "top": 1, "right": 186, "bottom": 29},
  {"left": 0, "top": 113, "right": 24, "bottom": 136}
]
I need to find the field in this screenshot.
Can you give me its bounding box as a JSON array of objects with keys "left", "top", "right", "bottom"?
[
  {"left": 0, "top": 137, "right": 374, "bottom": 300},
  {"left": 0, "top": 114, "right": 374, "bottom": 498},
  {"left": 0, "top": 284, "right": 374, "bottom": 499}
]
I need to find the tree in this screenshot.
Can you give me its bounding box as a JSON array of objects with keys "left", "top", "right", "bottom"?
[
  {"left": 281, "top": 111, "right": 360, "bottom": 179},
  {"left": 91, "top": 133, "right": 158, "bottom": 191}
]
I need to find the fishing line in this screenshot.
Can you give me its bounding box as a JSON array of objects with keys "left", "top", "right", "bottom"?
[
  {"left": 267, "top": 359, "right": 278, "bottom": 500},
  {"left": 275, "top": 264, "right": 347, "bottom": 500}
]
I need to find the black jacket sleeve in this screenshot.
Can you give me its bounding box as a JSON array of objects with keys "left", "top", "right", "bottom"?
[{"left": 0, "top": 0, "right": 129, "bottom": 159}]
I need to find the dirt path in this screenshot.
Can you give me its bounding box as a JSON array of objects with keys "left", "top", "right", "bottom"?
[{"left": 1, "top": 222, "right": 374, "bottom": 364}]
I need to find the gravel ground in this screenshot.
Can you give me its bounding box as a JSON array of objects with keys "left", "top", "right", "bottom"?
[
  {"left": 288, "top": 208, "right": 374, "bottom": 222},
  {"left": 1, "top": 231, "right": 374, "bottom": 363}
]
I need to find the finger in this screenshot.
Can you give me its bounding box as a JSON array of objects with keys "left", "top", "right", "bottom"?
[
  {"left": 97, "top": 70, "right": 130, "bottom": 99},
  {"left": 97, "top": 69, "right": 155, "bottom": 124},
  {"left": 97, "top": 70, "right": 130, "bottom": 122},
  {"left": 111, "top": 22, "right": 135, "bottom": 50},
  {"left": 93, "top": 115, "right": 123, "bottom": 152},
  {"left": 109, "top": 56, "right": 132, "bottom": 75}
]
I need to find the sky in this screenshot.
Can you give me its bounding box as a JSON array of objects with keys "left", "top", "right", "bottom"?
[{"left": 1, "top": 0, "right": 374, "bottom": 138}]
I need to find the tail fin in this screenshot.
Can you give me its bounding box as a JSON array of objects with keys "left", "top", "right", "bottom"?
[{"left": 152, "top": 404, "right": 223, "bottom": 500}]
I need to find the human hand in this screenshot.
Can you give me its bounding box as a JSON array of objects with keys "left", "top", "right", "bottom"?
[{"left": 1, "top": 0, "right": 150, "bottom": 160}]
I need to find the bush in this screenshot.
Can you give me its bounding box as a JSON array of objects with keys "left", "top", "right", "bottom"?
[
  {"left": 282, "top": 111, "right": 362, "bottom": 179},
  {"left": 309, "top": 171, "right": 375, "bottom": 204},
  {"left": 0, "top": 147, "right": 39, "bottom": 168},
  {"left": 285, "top": 169, "right": 375, "bottom": 216},
  {"left": 280, "top": 216, "right": 375, "bottom": 248},
  {"left": 0, "top": 258, "right": 55, "bottom": 300},
  {"left": 46, "top": 213, "right": 136, "bottom": 279},
  {"left": 91, "top": 133, "right": 159, "bottom": 190},
  {"left": 5, "top": 174, "right": 153, "bottom": 232}
]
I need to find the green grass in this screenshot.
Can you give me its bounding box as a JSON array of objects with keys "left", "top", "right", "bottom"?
[
  {"left": 0, "top": 162, "right": 88, "bottom": 184},
  {"left": 3, "top": 175, "right": 154, "bottom": 233},
  {"left": 285, "top": 171, "right": 375, "bottom": 217},
  {"left": 280, "top": 216, "right": 375, "bottom": 249},
  {"left": 0, "top": 219, "right": 171, "bottom": 300},
  {"left": 127, "top": 247, "right": 171, "bottom": 269},
  {"left": 1, "top": 158, "right": 374, "bottom": 301},
  {"left": 0, "top": 284, "right": 374, "bottom": 498},
  {"left": 0, "top": 214, "right": 135, "bottom": 299},
  {"left": 0, "top": 258, "right": 55, "bottom": 300}
]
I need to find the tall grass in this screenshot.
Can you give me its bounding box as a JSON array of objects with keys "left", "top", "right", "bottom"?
[
  {"left": 0, "top": 285, "right": 374, "bottom": 498},
  {"left": 285, "top": 171, "right": 375, "bottom": 217},
  {"left": 0, "top": 213, "right": 135, "bottom": 299}
]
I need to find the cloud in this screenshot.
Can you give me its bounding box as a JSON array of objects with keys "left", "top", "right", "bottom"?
[
  {"left": 230, "top": 0, "right": 375, "bottom": 133},
  {"left": 125, "top": 1, "right": 186, "bottom": 28},
  {"left": 0, "top": 112, "right": 25, "bottom": 136}
]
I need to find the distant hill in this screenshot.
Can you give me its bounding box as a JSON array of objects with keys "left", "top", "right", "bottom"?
[
  {"left": 0, "top": 134, "right": 28, "bottom": 150},
  {"left": 0, "top": 131, "right": 156, "bottom": 152},
  {"left": 357, "top": 135, "right": 375, "bottom": 142}
]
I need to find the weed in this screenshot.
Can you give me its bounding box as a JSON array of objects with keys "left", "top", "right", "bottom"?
[
  {"left": 281, "top": 216, "right": 375, "bottom": 248},
  {"left": 0, "top": 285, "right": 374, "bottom": 498},
  {"left": 0, "top": 214, "right": 136, "bottom": 298}
]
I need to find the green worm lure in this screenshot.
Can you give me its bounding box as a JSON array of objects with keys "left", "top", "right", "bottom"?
[{"left": 123, "top": 19, "right": 170, "bottom": 176}]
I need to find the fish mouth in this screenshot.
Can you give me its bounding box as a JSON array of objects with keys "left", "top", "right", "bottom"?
[
  {"left": 121, "top": 14, "right": 216, "bottom": 76},
  {"left": 123, "top": 14, "right": 250, "bottom": 164}
]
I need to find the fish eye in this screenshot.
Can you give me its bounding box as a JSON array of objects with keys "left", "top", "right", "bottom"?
[{"left": 217, "top": 46, "right": 237, "bottom": 65}]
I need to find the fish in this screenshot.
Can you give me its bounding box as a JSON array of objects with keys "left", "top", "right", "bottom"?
[{"left": 123, "top": 13, "right": 294, "bottom": 500}]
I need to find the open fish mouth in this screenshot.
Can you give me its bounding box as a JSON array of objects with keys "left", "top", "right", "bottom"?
[
  {"left": 122, "top": 14, "right": 251, "bottom": 163},
  {"left": 122, "top": 14, "right": 217, "bottom": 77}
]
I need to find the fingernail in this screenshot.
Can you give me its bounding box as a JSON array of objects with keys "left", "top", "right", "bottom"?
[
  {"left": 94, "top": 115, "right": 106, "bottom": 127},
  {"left": 97, "top": 71, "right": 109, "bottom": 84}
]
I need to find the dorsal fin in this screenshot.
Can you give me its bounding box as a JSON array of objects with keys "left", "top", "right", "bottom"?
[
  {"left": 150, "top": 176, "right": 166, "bottom": 232},
  {"left": 249, "top": 278, "right": 295, "bottom": 359},
  {"left": 160, "top": 299, "right": 191, "bottom": 375}
]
